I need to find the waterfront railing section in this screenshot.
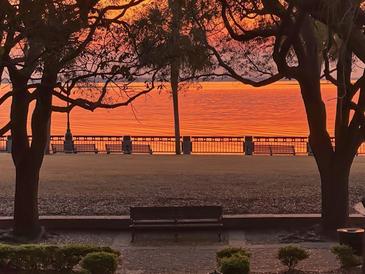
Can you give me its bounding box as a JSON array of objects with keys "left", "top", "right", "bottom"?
[{"left": 1, "top": 135, "right": 365, "bottom": 155}]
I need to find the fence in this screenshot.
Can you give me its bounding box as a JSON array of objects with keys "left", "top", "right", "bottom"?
[
  {"left": 1, "top": 135, "right": 365, "bottom": 155},
  {"left": 252, "top": 136, "right": 309, "bottom": 155},
  {"left": 72, "top": 136, "right": 123, "bottom": 152},
  {"left": 0, "top": 136, "right": 7, "bottom": 152},
  {"left": 131, "top": 136, "right": 177, "bottom": 153},
  {"left": 191, "top": 136, "right": 245, "bottom": 154}
]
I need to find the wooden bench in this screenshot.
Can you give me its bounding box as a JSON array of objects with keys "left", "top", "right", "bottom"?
[
  {"left": 130, "top": 206, "right": 223, "bottom": 242},
  {"left": 51, "top": 144, "right": 64, "bottom": 154},
  {"left": 106, "top": 144, "right": 123, "bottom": 154},
  {"left": 254, "top": 144, "right": 295, "bottom": 155},
  {"left": 74, "top": 144, "right": 98, "bottom": 154},
  {"left": 131, "top": 144, "right": 153, "bottom": 154},
  {"left": 105, "top": 143, "right": 153, "bottom": 154}
]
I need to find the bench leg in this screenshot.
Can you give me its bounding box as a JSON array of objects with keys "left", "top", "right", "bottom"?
[
  {"left": 131, "top": 231, "right": 135, "bottom": 242},
  {"left": 174, "top": 230, "right": 178, "bottom": 242},
  {"left": 218, "top": 231, "right": 222, "bottom": 242}
]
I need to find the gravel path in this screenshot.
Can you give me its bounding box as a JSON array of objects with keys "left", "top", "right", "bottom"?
[{"left": 0, "top": 154, "right": 364, "bottom": 216}]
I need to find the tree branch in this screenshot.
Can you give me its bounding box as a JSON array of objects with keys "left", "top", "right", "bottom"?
[{"left": 0, "top": 121, "right": 11, "bottom": 136}]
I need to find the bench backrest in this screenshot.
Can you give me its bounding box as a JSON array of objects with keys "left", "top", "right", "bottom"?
[
  {"left": 270, "top": 145, "right": 295, "bottom": 153},
  {"left": 254, "top": 144, "right": 295, "bottom": 155},
  {"left": 132, "top": 144, "right": 151, "bottom": 151},
  {"left": 175, "top": 206, "right": 222, "bottom": 220},
  {"left": 130, "top": 206, "right": 222, "bottom": 221},
  {"left": 106, "top": 144, "right": 123, "bottom": 152},
  {"left": 106, "top": 144, "right": 122, "bottom": 149},
  {"left": 75, "top": 144, "right": 96, "bottom": 149},
  {"left": 254, "top": 144, "right": 271, "bottom": 153},
  {"left": 130, "top": 207, "right": 176, "bottom": 220}
]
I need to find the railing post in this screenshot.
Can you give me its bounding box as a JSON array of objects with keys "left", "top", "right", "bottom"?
[
  {"left": 122, "top": 136, "right": 132, "bottom": 154},
  {"left": 64, "top": 131, "right": 74, "bottom": 153},
  {"left": 6, "top": 136, "right": 12, "bottom": 153},
  {"left": 182, "top": 136, "right": 192, "bottom": 155},
  {"left": 245, "top": 136, "right": 253, "bottom": 155},
  {"left": 307, "top": 142, "right": 313, "bottom": 156}
]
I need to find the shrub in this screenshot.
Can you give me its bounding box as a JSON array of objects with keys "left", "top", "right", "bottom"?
[
  {"left": 216, "top": 247, "right": 250, "bottom": 266},
  {"left": 55, "top": 244, "right": 120, "bottom": 271},
  {"left": 0, "top": 243, "right": 120, "bottom": 272},
  {"left": 219, "top": 254, "right": 250, "bottom": 274},
  {"left": 278, "top": 245, "right": 309, "bottom": 270},
  {"left": 80, "top": 252, "right": 118, "bottom": 274},
  {"left": 331, "top": 245, "right": 362, "bottom": 268}
]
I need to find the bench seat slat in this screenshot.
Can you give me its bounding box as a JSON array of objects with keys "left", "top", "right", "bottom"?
[
  {"left": 176, "top": 219, "right": 221, "bottom": 223},
  {"left": 131, "top": 223, "right": 223, "bottom": 228},
  {"left": 74, "top": 144, "right": 98, "bottom": 154},
  {"left": 175, "top": 223, "right": 223, "bottom": 228},
  {"left": 132, "top": 219, "right": 176, "bottom": 224},
  {"left": 130, "top": 224, "right": 181, "bottom": 229}
]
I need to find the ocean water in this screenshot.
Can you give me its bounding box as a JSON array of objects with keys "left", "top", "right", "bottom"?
[{"left": 0, "top": 81, "right": 338, "bottom": 137}]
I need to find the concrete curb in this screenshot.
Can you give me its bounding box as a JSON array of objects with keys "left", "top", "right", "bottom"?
[{"left": 0, "top": 214, "right": 363, "bottom": 230}]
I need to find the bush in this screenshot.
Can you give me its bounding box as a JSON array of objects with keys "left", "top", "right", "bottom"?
[
  {"left": 55, "top": 244, "right": 120, "bottom": 271},
  {"left": 278, "top": 245, "right": 309, "bottom": 270},
  {"left": 331, "top": 245, "right": 362, "bottom": 268},
  {"left": 219, "top": 254, "right": 250, "bottom": 274},
  {"left": 0, "top": 243, "right": 120, "bottom": 272},
  {"left": 216, "top": 247, "right": 250, "bottom": 266},
  {"left": 80, "top": 252, "right": 118, "bottom": 274}
]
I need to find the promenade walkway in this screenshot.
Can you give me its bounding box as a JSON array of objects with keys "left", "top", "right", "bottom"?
[{"left": 1, "top": 154, "right": 365, "bottom": 216}]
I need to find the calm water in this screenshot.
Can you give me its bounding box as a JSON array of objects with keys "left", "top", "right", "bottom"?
[{"left": 0, "top": 81, "right": 338, "bottom": 136}]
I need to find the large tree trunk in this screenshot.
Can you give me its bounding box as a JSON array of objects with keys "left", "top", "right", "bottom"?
[
  {"left": 11, "top": 73, "right": 53, "bottom": 238},
  {"left": 171, "top": 64, "right": 181, "bottom": 155},
  {"left": 44, "top": 114, "right": 52, "bottom": 155},
  {"left": 10, "top": 83, "right": 42, "bottom": 237},
  {"left": 319, "top": 157, "right": 351, "bottom": 229},
  {"left": 13, "top": 157, "right": 42, "bottom": 236},
  {"left": 302, "top": 78, "right": 352, "bottom": 229},
  {"left": 294, "top": 16, "right": 354, "bottom": 230},
  {"left": 169, "top": 0, "right": 182, "bottom": 155}
]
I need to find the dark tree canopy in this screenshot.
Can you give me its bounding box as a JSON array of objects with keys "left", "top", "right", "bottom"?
[
  {"left": 211, "top": 0, "right": 365, "bottom": 229},
  {"left": 0, "top": 0, "right": 151, "bottom": 238}
]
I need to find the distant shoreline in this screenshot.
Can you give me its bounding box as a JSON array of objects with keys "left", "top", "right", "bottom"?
[{"left": 0, "top": 79, "right": 351, "bottom": 85}]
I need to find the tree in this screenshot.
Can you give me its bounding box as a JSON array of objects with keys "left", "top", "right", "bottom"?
[
  {"left": 169, "top": 0, "right": 183, "bottom": 155},
  {"left": 127, "top": 0, "right": 215, "bottom": 154},
  {"left": 0, "top": 0, "right": 152, "bottom": 238},
  {"left": 210, "top": 0, "right": 365, "bottom": 229}
]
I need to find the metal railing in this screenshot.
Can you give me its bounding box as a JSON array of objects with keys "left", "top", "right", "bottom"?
[
  {"left": 72, "top": 136, "right": 123, "bottom": 152},
  {"left": 252, "top": 136, "right": 309, "bottom": 155},
  {"left": 131, "top": 136, "right": 177, "bottom": 154},
  {"left": 1, "top": 135, "right": 365, "bottom": 155},
  {"left": 0, "top": 136, "right": 7, "bottom": 152},
  {"left": 192, "top": 136, "right": 244, "bottom": 154}
]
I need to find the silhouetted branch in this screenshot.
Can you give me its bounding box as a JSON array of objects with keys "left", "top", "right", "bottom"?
[
  {"left": 0, "top": 91, "right": 12, "bottom": 105},
  {"left": 220, "top": 0, "right": 277, "bottom": 42},
  {"left": 52, "top": 71, "right": 158, "bottom": 113},
  {"left": 0, "top": 121, "right": 10, "bottom": 136},
  {"left": 208, "top": 44, "right": 283, "bottom": 86}
]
